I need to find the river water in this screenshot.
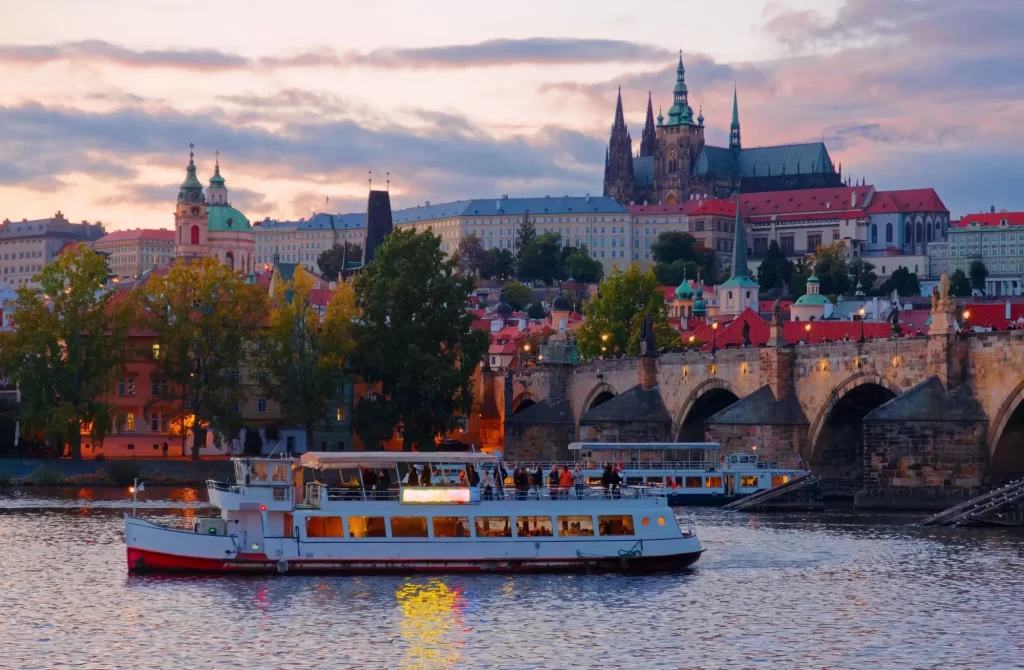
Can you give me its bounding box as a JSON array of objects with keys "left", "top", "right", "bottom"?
[{"left": 0, "top": 486, "right": 1021, "bottom": 670}]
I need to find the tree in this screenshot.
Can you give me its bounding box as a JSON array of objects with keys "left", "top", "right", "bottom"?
[
  {"left": 878, "top": 267, "right": 921, "bottom": 298},
  {"left": 564, "top": 247, "right": 604, "bottom": 284},
  {"left": 0, "top": 244, "right": 137, "bottom": 459},
  {"left": 502, "top": 281, "right": 533, "bottom": 312},
  {"left": 790, "top": 258, "right": 812, "bottom": 297},
  {"left": 651, "top": 231, "right": 699, "bottom": 265},
  {"left": 969, "top": 260, "right": 988, "bottom": 294},
  {"left": 317, "top": 243, "right": 362, "bottom": 281},
  {"left": 949, "top": 268, "right": 972, "bottom": 297},
  {"left": 654, "top": 259, "right": 698, "bottom": 287},
  {"left": 456, "top": 236, "right": 486, "bottom": 276},
  {"left": 757, "top": 240, "right": 794, "bottom": 294},
  {"left": 141, "top": 257, "right": 269, "bottom": 459},
  {"left": 526, "top": 302, "right": 546, "bottom": 319},
  {"left": 576, "top": 264, "right": 680, "bottom": 359},
  {"left": 350, "top": 228, "right": 488, "bottom": 450},
  {"left": 848, "top": 259, "right": 877, "bottom": 295},
  {"left": 813, "top": 242, "right": 851, "bottom": 296},
  {"left": 480, "top": 248, "right": 514, "bottom": 280},
  {"left": 259, "top": 266, "right": 357, "bottom": 451},
  {"left": 513, "top": 210, "right": 536, "bottom": 273},
  {"left": 517, "top": 232, "right": 562, "bottom": 284}
]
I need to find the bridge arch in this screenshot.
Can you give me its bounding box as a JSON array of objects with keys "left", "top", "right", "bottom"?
[
  {"left": 581, "top": 382, "right": 617, "bottom": 416},
  {"left": 988, "top": 378, "right": 1024, "bottom": 479},
  {"left": 673, "top": 378, "right": 740, "bottom": 442},
  {"left": 807, "top": 373, "right": 899, "bottom": 481},
  {"left": 511, "top": 392, "right": 539, "bottom": 415}
]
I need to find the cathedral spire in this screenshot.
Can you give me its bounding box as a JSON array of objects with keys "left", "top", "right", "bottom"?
[
  {"left": 640, "top": 90, "right": 657, "bottom": 157},
  {"left": 666, "top": 51, "right": 694, "bottom": 126},
  {"left": 729, "top": 84, "right": 741, "bottom": 152},
  {"left": 613, "top": 86, "right": 626, "bottom": 131},
  {"left": 731, "top": 196, "right": 750, "bottom": 281}
]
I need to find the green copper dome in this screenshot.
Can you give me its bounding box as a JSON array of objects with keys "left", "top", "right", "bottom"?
[
  {"left": 209, "top": 164, "right": 226, "bottom": 187},
  {"left": 675, "top": 280, "right": 695, "bottom": 299},
  {"left": 794, "top": 292, "right": 832, "bottom": 306},
  {"left": 207, "top": 205, "right": 250, "bottom": 232},
  {"left": 177, "top": 145, "right": 204, "bottom": 204}
]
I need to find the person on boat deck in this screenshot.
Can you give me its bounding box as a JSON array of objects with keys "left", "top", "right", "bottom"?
[
  {"left": 480, "top": 468, "right": 493, "bottom": 500},
  {"left": 495, "top": 463, "right": 507, "bottom": 495},
  {"left": 346, "top": 476, "right": 361, "bottom": 499},
  {"left": 406, "top": 466, "right": 419, "bottom": 487},
  {"left": 376, "top": 468, "right": 391, "bottom": 497},
  {"left": 515, "top": 467, "right": 529, "bottom": 500},
  {"left": 601, "top": 463, "right": 613, "bottom": 493},
  {"left": 532, "top": 466, "right": 543, "bottom": 499},
  {"left": 458, "top": 467, "right": 468, "bottom": 487},
  {"left": 547, "top": 464, "right": 560, "bottom": 499},
  {"left": 468, "top": 465, "right": 480, "bottom": 487},
  {"left": 559, "top": 466, "right": 573, "bottom": 498},
  {"left": 573, "top": 464, "right": 585, "bottom": 498},
  {"left": 611, "top": 466, "right": 622, "bottom": 498}
]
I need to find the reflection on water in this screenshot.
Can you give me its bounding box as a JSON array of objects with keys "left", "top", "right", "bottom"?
[{"left": 0, "top": 490, "right": 1022, "bottom": 669}]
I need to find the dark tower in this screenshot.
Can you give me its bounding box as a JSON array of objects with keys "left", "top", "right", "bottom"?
[
  {"left": 363, "top": 189, "right": 393, "bottom": 266},
  {"left": 640, "top": 91, "right": 657, "bottom": 157},
  {"left": 602, "top": 86, "right": 635, "bottom": 204},
  {"left": 729, "top": 84, "right": 741, "bottom": 153}
]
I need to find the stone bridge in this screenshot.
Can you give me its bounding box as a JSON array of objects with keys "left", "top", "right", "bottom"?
[{"left": 491, "top": 328, "right": 1024, "bottom": 498}]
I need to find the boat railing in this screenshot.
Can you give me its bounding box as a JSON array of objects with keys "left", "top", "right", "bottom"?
[
  {"left": 506, "top": 461, "right": 725, "bottom": 473},
  {"left": 301, "top": 481, "right": 668, "bottom": 507}
]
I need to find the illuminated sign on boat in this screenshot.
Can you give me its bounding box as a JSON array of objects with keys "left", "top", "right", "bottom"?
[{"left": 401, "top": 487, "right": 471, "bottom": 504}]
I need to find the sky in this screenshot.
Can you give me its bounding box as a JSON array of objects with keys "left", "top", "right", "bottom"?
[{"left": 1, "top": 0, "right": 1022, "bottom": 231}]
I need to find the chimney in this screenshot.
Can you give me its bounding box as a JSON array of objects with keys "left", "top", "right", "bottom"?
[
  {"left": 502, "top": 194, "right": 509, "bottom": 200},
  {"left": 424, "top": 201, "right": 430, "bottom": 206},
  {"left": 585, "top": 193, "right": 591, "bottom": 202},
  {"left": 496, "top": 200, "right": 501, "bottom": 210},
  {"left": 851, "top": 190, "right": 857, "bottom": 208}
]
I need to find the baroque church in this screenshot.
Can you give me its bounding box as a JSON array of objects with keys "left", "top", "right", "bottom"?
[
  {"left": 174, "top": 146, "right": 255, "bottom": 273},
  {"left": 603, "top": 54, "right": 842, "bottom": 206}
]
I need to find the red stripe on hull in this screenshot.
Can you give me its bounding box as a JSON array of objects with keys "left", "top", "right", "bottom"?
[{"left": 126, "top": 548, "right": 702, "bottom": 575}]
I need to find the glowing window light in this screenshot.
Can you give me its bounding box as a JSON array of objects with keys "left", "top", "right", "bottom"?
[{"left": 401, "top": 487, "right": 472, "bottom": 504}]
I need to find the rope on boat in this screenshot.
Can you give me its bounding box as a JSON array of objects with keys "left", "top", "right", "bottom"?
[{"left": 574, "top": 540, "right": 644, "bottom": 560}]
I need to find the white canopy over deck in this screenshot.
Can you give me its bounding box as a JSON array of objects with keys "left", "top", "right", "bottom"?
[
  {"left": 298, "top": 451, "right": 498, "bottom": 470},
  {"left": 569, "top": 442, "right": 722, "bottom": 452}
]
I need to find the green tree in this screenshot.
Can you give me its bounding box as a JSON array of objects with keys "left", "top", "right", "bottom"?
[
  {"left": 949, "top": 268, "right": 972, "bottom": 297},
  {"left": 878, "top": 267, "right": 921, "bottom": 298},
  {"left": 0, "top": 244, "right": 137, "bottom": 459},
  {"left": 259, "top": 266, "right": 357, "bottom": 451},
  {"left": 502, "top": 281, "right": 533, "bottom": 312},
  {"left": 651, "top": 231, "right": 699, "bottom": 264},
  {"left": 513, "top": 210, "right": 536, "bottom": 274},
  {"left": 456, "top": 236, "right": 486, "bottom": 276},
  {"left": 576, "top": 264, "right": 680, "bottom": 359},
  {"left": 969, "top": 260, "right": 988, "bottom": 294},
  {"left": 317, "top": 243, "right": 362, "bottom": 281},
  {"left": 654, "top": 259, "right": 698, "bottom": 287},
  {"left": 848, "top": 259, "right": 877, "bottom": 295},
  {"left": 517, "top": 232, "right": 562, "bottom": 284},
  {"left": 813, "top": 242, "right": 850, "bottom": 295},
  {"left": 141, "top": 257, "right": 269, "bottom": 459},
  {"left": 790, "top": 258, "right": 812, "bottom": 297},
  {"left": 350, "top": 229, "right": 488, "bottom": 450},
  {"left": 564, "top": 247, "right": 604, "bottom": 283},
  {"left": 526, "top": 302, "right": 546, "bottom": 319},
  {"left": 480, "top": 248, "right": 515, "bottom": 280},
  {"left": 757, "top": 240, "right": 794, "bottom": 294}
]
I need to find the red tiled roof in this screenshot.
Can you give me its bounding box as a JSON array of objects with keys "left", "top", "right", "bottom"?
[
  {"left": 758, "top": 300, "right": 793, "bottom": 313},
  {"left": 740, "top": 186, "right": 874, "bottom": 221},
  {"left": 961, "top": 302, "right": 1024, "bottom": 329},
  {"left": 628, "top": 201, "right": 703, "bottom": 216},
  {"left": 95, "top": 228, "right": 176, "bottom": 244},
  {"left": 951, "top": 211, "right": 1024, "bottom": 228},
  {"left": 682, "top": 308, "right": 897, "bottom": 351},
  {"left": 865, "top": 189, "right": 947, "bottom": 214},
  {"left": 690, "top": 199, "right": 736, "bottom": 217}
]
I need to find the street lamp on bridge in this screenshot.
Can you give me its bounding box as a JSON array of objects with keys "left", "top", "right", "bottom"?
[{"left": 858, "top": 307, "right": 866, "bottom": 343}]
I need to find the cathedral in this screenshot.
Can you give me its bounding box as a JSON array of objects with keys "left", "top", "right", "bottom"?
[
  {"left": 603, "top": 54, "right": 842, "bottom": 206},
  {"left": 174, "top": 146, "right": 255, "bottom": 273}
]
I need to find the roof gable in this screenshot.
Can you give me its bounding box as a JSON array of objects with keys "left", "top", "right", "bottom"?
[{"left": 580, "top": 385, "right": 671, "bottom": 424}]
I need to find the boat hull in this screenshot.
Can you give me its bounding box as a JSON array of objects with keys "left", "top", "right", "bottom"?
[{"left": 126, "top": 546, "right": 703, "bottom": 575}]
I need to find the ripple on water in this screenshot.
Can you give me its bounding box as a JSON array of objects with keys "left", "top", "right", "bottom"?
[{"left": 0, "top": 491, "right": 1022, "bottom": 669}]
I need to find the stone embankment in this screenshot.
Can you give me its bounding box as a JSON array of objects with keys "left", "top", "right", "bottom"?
[{"left": 0, "top": 459, "right": 233, "bottom": 486}]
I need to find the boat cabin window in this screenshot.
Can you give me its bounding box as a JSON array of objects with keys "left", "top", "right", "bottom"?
[
  {"left": 705, "top": 476, "right": 723, "bottom": 488},
  {"left": 740, "top": 475, "right": 759, "bottom": 487},
  {"left": 516, "top": 516, "right": 553, "bottom": 537},
  {"left": 475, "top": 516, "right": 512, "bottom": 538},
  {"left": 685, "top": 477, "right": 702, "bottom": 488},
  {"left": 433, "top": 517, "right": 470, "bottom": 538},
  {"left": 771, "top": 475, "right": 790, "bottom": 487},
  {"left": 306, "top": 516, "right": 344, "bottom": 538},
  {"left": 348, "top": 516, "right": 387, "bottom": 538},
  {"left": 391, "top": 517, "right": 429, "bottom": 538},
  {"left": 249, "top": 462, "right": 289, "bottom": 484},
  {"left": 598, "top": 515, "right": 635, "bottom": 536},
  {"left": 557, "top": 515, "right": 594, "bottom": 537}
]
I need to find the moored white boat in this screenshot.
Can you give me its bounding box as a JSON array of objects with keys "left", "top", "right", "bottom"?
[{"left": 125, "top": 451, "right": 704, "bottom": 574}]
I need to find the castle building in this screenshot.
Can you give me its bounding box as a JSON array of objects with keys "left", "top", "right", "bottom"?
[
  {"left": 0, "top": 213, "right": 105, "bottom": 287},
  {"left": 173, "top": 147, "right": 255, "bottom": 273},
  {"left": 603, "top": 53, "right": 842, "bottom": 206}
]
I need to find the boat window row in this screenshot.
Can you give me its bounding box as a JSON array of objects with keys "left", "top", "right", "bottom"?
[{"left": 290, "top": 513, "right": 659, "bottom": 539}]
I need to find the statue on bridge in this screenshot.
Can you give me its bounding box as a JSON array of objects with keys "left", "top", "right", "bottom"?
[
  {"left": 639, "top": 313, "right": 657, "bottom": 358},
  {"left": 742, "top": 320, "right": 751, "bottom": 348},
  {"left": 771, "top": 297, "right": 783, "bottom": 326}
]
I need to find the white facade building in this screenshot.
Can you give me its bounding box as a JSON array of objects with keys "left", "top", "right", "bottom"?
[{"left": 0, "top": 212, "right": 105, "bottom": 287}]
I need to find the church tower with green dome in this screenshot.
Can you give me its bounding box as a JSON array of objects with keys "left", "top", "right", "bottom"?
[{"left": 174, "top": 143, "right": 208, "bottom": 260}]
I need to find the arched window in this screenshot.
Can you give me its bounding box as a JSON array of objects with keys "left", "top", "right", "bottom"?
[
  {"left": 916, "top": 221, "right": 924, "bottom": 243},
  {"left": 668, "top": 160, "right": 677, "bottom": 173},
  {"left": 886, "top": 223, "right": 893, "bottom": 243},
  {"left": 190, "top": 225, "right": 199, "bottom": 245},
  {"left": 905, "top": 223, "right": 912, "bottom": 244},
  {"left": 871, "top": 224, "right": 878, "bottom": 244},
  {"left": 226, "top": 252, "right": 235, "bottom": 271}
]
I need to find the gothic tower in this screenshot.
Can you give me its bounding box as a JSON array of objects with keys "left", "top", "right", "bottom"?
[
  {"left": 729, "top": 84, "right": 741, "bottom": 153},
  {"left": 602, "top": 87, "right": 635, "bottom": 204},
  {"left": 174, "top": 144, "right": 208, "bottom": 259},
  {"left": 640, "top": 91, "right": 657, "bottom": 157},
  {"left": 653, "top": 52, "right": 705, "bottom": 205}
]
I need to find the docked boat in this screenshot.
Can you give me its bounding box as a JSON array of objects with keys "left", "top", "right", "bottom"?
[
  {"left": 125, "top": 451, "right": 703, "bottom": 574},
  {"left": 537, "top": 442, "right": 809, "bottom": 506}
]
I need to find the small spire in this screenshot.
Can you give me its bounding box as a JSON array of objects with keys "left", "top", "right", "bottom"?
[
  {"left": 188, "top": 142, "right": 195, "bottom": 165},
  {"left": 214, "top": 148, "right": 220, "bottom": 171},
  {"left": 613, "top": 86, "right": 625, "bottom": 130}
]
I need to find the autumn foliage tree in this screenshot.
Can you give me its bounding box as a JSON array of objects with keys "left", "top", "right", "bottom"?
[
  {"left": 258, "top": 266, "right": 357, "bottom": 450},
  {"left": 0, "top": 244, "right": 136, "bottom": 458},
  {"left": 140, "top": 257, "right": 268, "bottom": 458}
]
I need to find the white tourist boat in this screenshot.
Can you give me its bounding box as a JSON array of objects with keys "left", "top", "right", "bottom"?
[
  {"left": 527, "top": 442, "right": 808, "bottom": 506},
  {"left": 125, "top": 451, "right": 704, "bottom": 574}
]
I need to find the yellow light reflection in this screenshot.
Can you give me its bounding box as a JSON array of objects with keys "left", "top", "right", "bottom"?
[{"left": 396, "top": 580, "right": 465, "bottom": 669}]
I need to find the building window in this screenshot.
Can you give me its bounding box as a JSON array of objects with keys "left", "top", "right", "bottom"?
[
  {"left": 780, "top": 236, "right": 795, "bottom": 253},
  {"left": 257, "top": 398, "right": 267, "bottom": 413},
  {"left": 126, "top": 413, "right": 135, "bottom": 432},
  {"left": 152, "top": 344, "right": 160, "bottom": 359},
  {"left": 118, "top": 378, "right": 135, "bottom": 396},
  {"left": 336, "top": 408, "right": 345, "bottom": 421},
  {"left": 870, "top": 224, "right": 877, "bottom": 244},
  {"left": 886, "top": 223, "right": 893, "bottom": 243},
  {"left": 808, "top": 233, "right": 822, "bottom": 250}
]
